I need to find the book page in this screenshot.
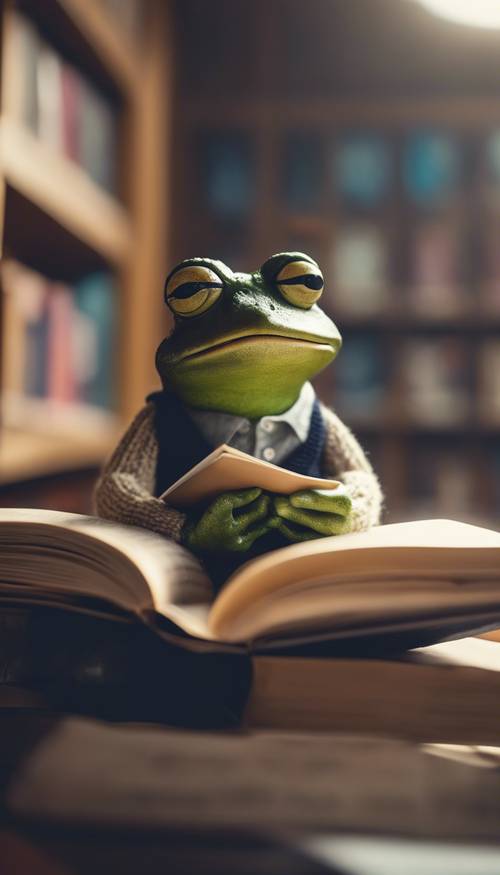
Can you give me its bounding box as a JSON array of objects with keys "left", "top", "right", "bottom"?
[
  {"left": 0, "top": 509, "right": 213, "bottom": 630},
  {"left": 161, "top": 445, "right": 339, "bottom": 508},
  {"left": 209, "top": 519, "right": 500, "bottom": 641}
]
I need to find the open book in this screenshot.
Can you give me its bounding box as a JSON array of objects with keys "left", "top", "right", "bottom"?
[
  {"left": 2, "top": 509, "right": 500, "bottom": 653},
  {"left": 160, "top": 444, "right": 340, "bottom": 507}
]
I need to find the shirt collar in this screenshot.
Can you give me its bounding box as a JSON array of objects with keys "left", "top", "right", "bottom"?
[
  {"left": 262, "top": 380, "right": 315, "bottom": 443},
  {"left": 186, "top": 382, "right": 315, "bottom": 448}
]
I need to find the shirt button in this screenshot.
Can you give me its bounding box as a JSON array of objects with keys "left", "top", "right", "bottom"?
[
  {"left": 262, "top": 420, "right": 275, "bottom": 433},
  {"left": 263, "top": 447, "right": 275, "bottom": 461}
]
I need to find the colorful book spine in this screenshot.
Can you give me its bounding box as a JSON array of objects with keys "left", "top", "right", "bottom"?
[
  {"left": 47, "top": 283, "right": 77, "bottom": 404},
  {"left": 401, "top": 339, "right": 470, "bottom": 425},
  {"left": 333, "top": 335, "right": 386, "bottom": 421},
  {"left": 74, "top": 273, "right": 116, "bottom": 409},
  {"left": 1, "top": 262, "right": 117, "bottom": 413},
  {"left": 5, "top": 13, "right": 117, "bottom": 194}
]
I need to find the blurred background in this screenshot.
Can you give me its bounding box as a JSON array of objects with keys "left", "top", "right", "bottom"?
[{"left": 1, "top": 0, "right": 500, "bottom": 527}]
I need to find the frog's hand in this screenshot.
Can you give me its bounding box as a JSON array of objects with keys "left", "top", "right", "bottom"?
[
  {"left": 272, "top": 486, "right": 352, "bottom": 542},
  {"left": 183, "top": 488, "right": 271, "bottom": 554}
]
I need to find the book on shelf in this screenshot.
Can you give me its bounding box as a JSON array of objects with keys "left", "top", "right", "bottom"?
[
  {"left": 408, "top": 219, "right": 465, "bottom": 317},
  {"left": 283, "top": 132, "right": 323, "bottom": 213},
  {"left": 403, "top": 131, "right": 461, "bottom": 208},
  {"left": 1, "top": 261, "right": 117, "bottom": 417},
  {"left": 2, "top": 11, "right": 118, "bottom": 194},
  {"left": 332, "top": 132, "right": 392, "bottom": 209},
  {"left": 409, "top": 443, "right": 474, "bottom": 520},
  {"left": 2, "top": 509, "right": 500, "bottom": 740},
  {"left": 332, "top": 335, "right": 387, "bottom": 421},
  {"left": 478, "top": 340, "right": 500, "bottom": 425},
  {"left": 200, "top": 132, "right": 255, "bottom": 220},
  {"left": 483, "top": 129, "right": 500, "bottom": 206},
  {"left": 328, "top": 224, "right": 390, "bottom": 315},
  {"left": 481, "top": 222, "right": 500, "bottom": 313},
  {"left": 400, "top": 338, "right": 471, "bottom": 426}
]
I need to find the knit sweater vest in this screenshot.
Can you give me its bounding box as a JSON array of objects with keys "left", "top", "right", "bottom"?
[{"left": 147, "top": 390, "right": 327, "bottom": 497}]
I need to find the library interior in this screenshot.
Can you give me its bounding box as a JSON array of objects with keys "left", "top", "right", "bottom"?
[
  {"left": 4, "top": 2, "right": 500, "bottom": 872},
  {"left": 2, "top": 0, "right": 500, "bottom": 529}
]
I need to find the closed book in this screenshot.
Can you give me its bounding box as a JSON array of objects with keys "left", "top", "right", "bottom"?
[
  {"left": 74, "top": 273, "right": 116, "bottom": 408},
  {"left": 77, "top": 80, "right": 116, "bottom": 193},
  {"left": 36, "top": 43, "right": 64, "bottom": 153},
  {"left": 60, "top": 63, "right": 81, "bottom": 162},
  {"left": 46, "top": 283, "right": 76, "bottom": 403},
  {"left": 2, "top": 12, "right": 39, "bottom": 131}
]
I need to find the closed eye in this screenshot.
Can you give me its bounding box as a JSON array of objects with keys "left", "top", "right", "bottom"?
[
  {"left": 278, "top": 274, "right": 323, "bottom": 291},
  {"left": 169, "top": 281, "right": 223, "bottom": 300}
]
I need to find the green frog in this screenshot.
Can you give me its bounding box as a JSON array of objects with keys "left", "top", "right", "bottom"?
[{"left": 95, "top": 252, "right": 382, "bottom": 556}]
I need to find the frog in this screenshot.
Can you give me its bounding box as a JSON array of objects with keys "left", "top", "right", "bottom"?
[{"left": 95, "top": 252, "right": 382, "bottom": 557}]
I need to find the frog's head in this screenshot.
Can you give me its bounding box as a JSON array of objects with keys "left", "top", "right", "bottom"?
[{"left": 156, "top": 252, "right": 341, "bottom": 418}]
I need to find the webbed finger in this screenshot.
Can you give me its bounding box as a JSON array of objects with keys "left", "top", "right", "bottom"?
[
  {"left": 235, "top": 494, "right": 270, "bottom": 532},
  {"left": 274, "top": 496, "right": 351, "bottom": 535},
  {"left": 227, "top": 487, "right": 262, "bottom": 509},
  {"left": 269, "top": 516, "right": 318, "bottom": 542},
  {"left": 290, "top": 488, "right": 352, "bottom": 515}
]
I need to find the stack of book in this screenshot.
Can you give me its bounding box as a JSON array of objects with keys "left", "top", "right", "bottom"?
[
  {"left": 1, "top": 260, "right": 116, "bottom": 413},
  {"left": 4, "top": 12, "right": 117, "bottom": 193},
  {"left": 1, "top": 448, "right": 500, "bottom": 741}
]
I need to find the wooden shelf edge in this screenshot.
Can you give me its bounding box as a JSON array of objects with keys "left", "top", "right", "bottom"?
[
  {"left": 0, "top": 426, "right": 117, "bottom": 485},
  {"left": 0, "top": 117, "right": 132, "bottom": 265},
  {"left": 56, "top": 0, "right": 141, "bottom": 94},
  {"left": 182, "top": 96, "right": 500, "bottom": 126}
]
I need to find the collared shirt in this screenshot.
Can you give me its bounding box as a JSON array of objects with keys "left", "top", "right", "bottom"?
[{"left": 186, "top": 381, "right": 315, "bottom": 465}]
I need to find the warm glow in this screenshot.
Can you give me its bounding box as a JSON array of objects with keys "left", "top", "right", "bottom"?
[{"left": 417, "top": 0, "right": 500, "bottom": 29}]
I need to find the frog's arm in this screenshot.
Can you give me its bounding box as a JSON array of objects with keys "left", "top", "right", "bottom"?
[
  {"left": 320, "top": 404, "right": 383, "bottom": 530},
  {"left": 94, "top": 403, "right": 186, "bottom": 541}
]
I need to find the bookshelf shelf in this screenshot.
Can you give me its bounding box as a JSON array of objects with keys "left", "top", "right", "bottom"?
[
  {"left": 21, "top": 0, "right": 141, "bottom": 95},
  {"left": 0, "top": 0, "right": 171, "bottom": 496},
  {"left": 56, "top": 0, "right": 141, "bottom": 92},
  {"left": 0, "top": 118, "right": 132, "bottom": 265},
  {"left": 173, "top": 9, "right": 500, "bottom": 527},
  {"left": 0, "top": 426, "right": 116, "bottom": 485}
]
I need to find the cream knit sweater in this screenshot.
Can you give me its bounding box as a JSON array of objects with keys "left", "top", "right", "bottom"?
[{"left": 95, "top": 401, "right": 383, "bottom": 540}]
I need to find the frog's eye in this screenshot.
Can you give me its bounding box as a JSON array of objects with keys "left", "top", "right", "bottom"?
[
  {"left": 165, "top": 266, "right": 223, "bottom": 317},
  {"left": 275, "top": 260, "right": 324, "bottom": 309}
]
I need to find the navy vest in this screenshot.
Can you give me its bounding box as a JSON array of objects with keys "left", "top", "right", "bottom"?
[{"left": 147, "top": 390, "right": 327, "bottom": 497}]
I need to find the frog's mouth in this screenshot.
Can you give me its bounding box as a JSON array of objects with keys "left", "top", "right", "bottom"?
[{"left": 176, "top": 332, "right": 338, "bottom": 363}]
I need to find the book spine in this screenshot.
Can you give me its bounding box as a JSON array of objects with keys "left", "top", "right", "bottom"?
[
  {"left": 74, "top": 273, "right": 116, "bottom": 409},
  {"left": 46, "top": 283, "right": 77, "bottom": 404}
]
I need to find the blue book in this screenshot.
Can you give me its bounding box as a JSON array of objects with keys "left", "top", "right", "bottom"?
[
  {"left": 25, "top": 291, "right": 49, "bottom": 398},
  {"left": 333, "top": 335, "right": 386, "bottom": 419},
  {"left": 333, "top": 133, "right": 391, "bottom": 208},
  {"left": 283, "top": 134, "right": 322, "bottom": 212},
  {"left": 403, "top": 132, "right": 460, "bottom": 207},
  {"left": 74, "top": 273, "right": 116, "bottom": 409},
  {"left": 485, "top": 130, "right": 500, "bottom": 188},
  {"left": 200, "top": 133, "right": 254, "bottom": 219}
]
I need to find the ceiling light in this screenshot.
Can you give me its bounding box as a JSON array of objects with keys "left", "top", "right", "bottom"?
[{"left": 416, "top": 0, "right": 500, "bottom": 29}]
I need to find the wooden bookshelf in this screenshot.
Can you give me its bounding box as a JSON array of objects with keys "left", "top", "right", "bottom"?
[
  {"left": 0, "top": 0, "right": 172, "bottom": 495},
  {"left": 172, "top": 1, "right": 500, "bottom": 527},
  {"left": 0, "top": 117, "right": 131, "bottom": 263}
]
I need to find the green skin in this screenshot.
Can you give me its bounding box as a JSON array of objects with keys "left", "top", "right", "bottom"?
[{"left": 157, "top": 251, "right": 353, "bottom": 554}]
